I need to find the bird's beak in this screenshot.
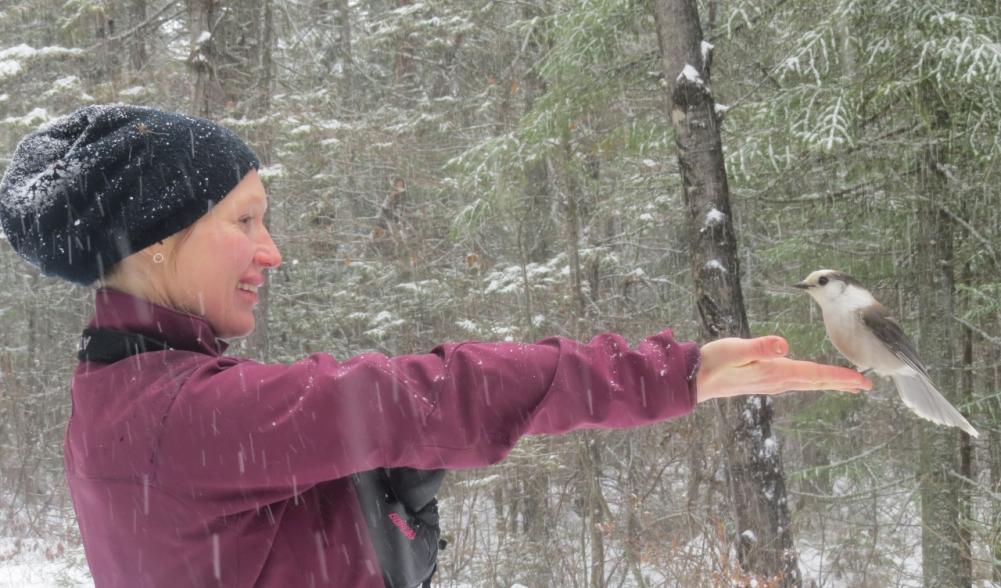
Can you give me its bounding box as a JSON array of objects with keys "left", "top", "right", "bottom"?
[{"left": 793, "top": 282, "right": 811, "bottom": 289}]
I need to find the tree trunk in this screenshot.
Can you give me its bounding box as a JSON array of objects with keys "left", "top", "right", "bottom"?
[
  {"left": 625, "top": 437, "right": 649, "bottom": 588},
  {"left": 914, "top": 83, "right": 967, "bottom": 588},
  {"left": 651, "top": 1, "right": 800, "bottom": 585},
  {"left": 958, "top": 261, "right": 975, "bottom": 587},
  {"left": 93, "top": 3, "right": 120, "bottom": 83},
  {"left": 332, "top": 0, "right": 353, "bottom": 101},
  {"left": 551, "top": 130, "right": 606, "bottom": 588},
  {"left": 992, "top": 333, "right": 1001, "bottom": 583},
  {"left": 257, "top": 0, "right": 274, "bottom": 115},
  {"left": 394, "top": 0, "right": 416, "bottom": 101},
  {"left": 584, "top": 437, "right": 607, "bottom": 588},
  {"left": 186, "top": 0, "right": 276, "bottom": 356},
  {"left": 188, "top": 0, "right": 272, "bottom": 117},
  {"left": 316, "top": 0, "right": 361, "bottom": 225},
  {"left": 513, "top": 10, "right": 554, "bottom": 583},
  {"left": 186, "top": 0, "right": 216, "bottom": 117},
  {"left": 554, "top": 138, "right": 587, "bottom": 335},
  {"left": 372, "top": 177, "right": 408, "bottom": 259},
  {"left": 128, "top": 0, "right": 148, "bottom": 70},
  {"left": 245, "top": 0, "right": 275, "bottom": 359},
  {"left": 520, "top": 4, "right": 554, "bottom": 266},
  {"left": 521, "top": 465, "right": 552, "bottom": 584}
]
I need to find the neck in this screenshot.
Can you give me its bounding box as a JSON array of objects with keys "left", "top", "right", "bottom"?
[
  {"left": 833, "top": 285, "right": 877, "bottom": 312},
  {"left": 97, "top": 259, "right": 173, "bottom": 309}
]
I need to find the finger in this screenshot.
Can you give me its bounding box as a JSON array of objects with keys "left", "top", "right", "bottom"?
[
  {"left": 717, "top": 336, "right": 788, "bottom": 366},
  {"left": 766, "top": 358, "right": 873, "bottom": 391}
]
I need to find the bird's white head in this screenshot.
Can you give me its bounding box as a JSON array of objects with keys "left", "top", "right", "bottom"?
[{"left": 794, "top": 269, "right": 876, "bottom": 312}]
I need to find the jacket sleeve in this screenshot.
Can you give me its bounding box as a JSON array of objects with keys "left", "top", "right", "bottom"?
[{"left": 154, "top": 329, "right": 700, "bottom": 500}]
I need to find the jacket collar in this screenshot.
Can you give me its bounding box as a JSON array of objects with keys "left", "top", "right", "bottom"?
[{"left": 89, "top": 288, "right": 229, "bottom": 356}]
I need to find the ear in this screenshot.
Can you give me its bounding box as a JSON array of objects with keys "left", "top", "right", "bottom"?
[{"left": 137, "top": 240, "right": 168, "bottom": 260}]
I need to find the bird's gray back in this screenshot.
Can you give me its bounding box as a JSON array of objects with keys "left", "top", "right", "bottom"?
[{"left": 859, "top": 305, "right": 930, "bottom": 377}]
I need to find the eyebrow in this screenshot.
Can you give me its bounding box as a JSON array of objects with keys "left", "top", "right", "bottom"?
[{"left": 245, "top": 193, "right": 268, "bottom": 212}]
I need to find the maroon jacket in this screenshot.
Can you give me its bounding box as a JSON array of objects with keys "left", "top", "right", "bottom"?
[{"left": 66, "top": 288, "right": 701, "bottom": 587}]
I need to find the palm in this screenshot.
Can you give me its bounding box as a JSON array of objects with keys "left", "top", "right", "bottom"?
[{"left": 695, "top": 336, "right": 872, "bottom": 403}]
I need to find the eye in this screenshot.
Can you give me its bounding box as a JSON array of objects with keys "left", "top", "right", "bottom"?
[
  {"left": 239, "top": 215, "right": 253, "bottom": 226},
  {"left": 818, "top": 276, "right": 829, "bottom": 286}
]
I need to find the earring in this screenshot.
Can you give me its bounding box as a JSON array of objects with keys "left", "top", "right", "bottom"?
[{"left": 153, "top": 252, "right": 165, "bottom": 264}]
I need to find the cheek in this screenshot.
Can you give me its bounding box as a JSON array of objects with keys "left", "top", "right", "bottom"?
[
  {"left": 211, "top": 233, "right": 255, "bottom": 272},
  {"left": 179, "top": 233, "right": 251, "bottom": 290}
]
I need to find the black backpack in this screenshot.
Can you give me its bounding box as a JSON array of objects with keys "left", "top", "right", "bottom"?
[
  {"left": 79, "top": 327, "right": 446, "bottom": 588},
  {"left": 353, "top": 467, "right": 446, "bottom": 588}
]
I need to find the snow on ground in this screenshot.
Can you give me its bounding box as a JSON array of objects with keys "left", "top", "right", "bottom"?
[
  {"left": 0, "top": 534, "right": 91, "bottom": 587},
  {"left": 0, "top": 473, "right": 992, "bottom": 587},
  {"left": 1, "top": 496, "right": 91, "bottom": 588}
]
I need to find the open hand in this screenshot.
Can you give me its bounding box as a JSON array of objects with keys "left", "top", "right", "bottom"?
[{"left": 695, "top": 336, "right": 872, "bottom": 403}]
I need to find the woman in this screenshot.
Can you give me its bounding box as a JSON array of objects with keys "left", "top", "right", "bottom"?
[{"left": 0, "top": 105, "right": 870, "bottom": 587}]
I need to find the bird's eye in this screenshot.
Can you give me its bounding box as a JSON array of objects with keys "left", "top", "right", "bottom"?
[{"left": 818, "top": 276, "right": 829, "bottom": 286}]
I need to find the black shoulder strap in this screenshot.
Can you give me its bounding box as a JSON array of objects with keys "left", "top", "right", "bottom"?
[
  {"left": 78, "top": 327, "right": 172, "bottom": 363},
  {"left": 387, "top": 468, "right": 446, "bottom": 513}
]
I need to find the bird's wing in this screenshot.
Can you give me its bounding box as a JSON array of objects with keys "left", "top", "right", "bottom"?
[{"left": 859, "top": 305, "right": 930, "bottom": 378}]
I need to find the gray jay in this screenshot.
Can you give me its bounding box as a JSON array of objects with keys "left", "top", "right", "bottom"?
[{"left": 795, "top": 269, "right": 978, "bottom": 437}]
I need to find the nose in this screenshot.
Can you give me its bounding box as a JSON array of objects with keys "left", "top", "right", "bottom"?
[{"left": 256, "top": 228, "right": 282, "bottom": 269}]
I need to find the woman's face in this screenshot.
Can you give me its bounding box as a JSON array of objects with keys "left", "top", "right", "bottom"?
[{"left": 159, "top": 169, "right": 282, "bottom": 339}]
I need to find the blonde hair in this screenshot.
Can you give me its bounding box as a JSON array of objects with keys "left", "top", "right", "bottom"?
[{"left": 92, "top": 225, "right": 196, "bottom": 290}]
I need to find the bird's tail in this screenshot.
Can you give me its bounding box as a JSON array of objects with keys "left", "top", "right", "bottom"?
[{"left": 891, "top": 372, "right": 979, "bottom": 438}]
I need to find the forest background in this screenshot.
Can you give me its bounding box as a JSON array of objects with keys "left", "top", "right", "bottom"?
[{"left": 0, "top": 0, "right": 999, "bottom": 586}]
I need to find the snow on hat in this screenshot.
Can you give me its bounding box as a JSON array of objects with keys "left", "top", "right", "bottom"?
[{"left": 0, "top": 105, "right": 259, "bottom": 285}]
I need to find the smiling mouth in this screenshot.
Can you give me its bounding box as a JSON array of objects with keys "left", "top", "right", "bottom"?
[{"left": 237, "top": 283, "right": 259, "bottom": 294}]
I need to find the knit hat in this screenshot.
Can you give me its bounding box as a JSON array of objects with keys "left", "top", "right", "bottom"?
[{"left": 0, "top": 105, "right": 259, "bottom": 285}]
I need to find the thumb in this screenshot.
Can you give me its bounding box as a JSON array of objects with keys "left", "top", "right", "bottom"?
[{"left": 716, "top": 336, "right": 788, "bottom": 366}]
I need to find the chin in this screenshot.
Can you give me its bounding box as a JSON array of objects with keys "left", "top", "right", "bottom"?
[
  {"left": 225, "top": 326, "right": 256, "bottom": 340},
  {"left": 214, "top": 318, "right": 256, "bottom": 340}
]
